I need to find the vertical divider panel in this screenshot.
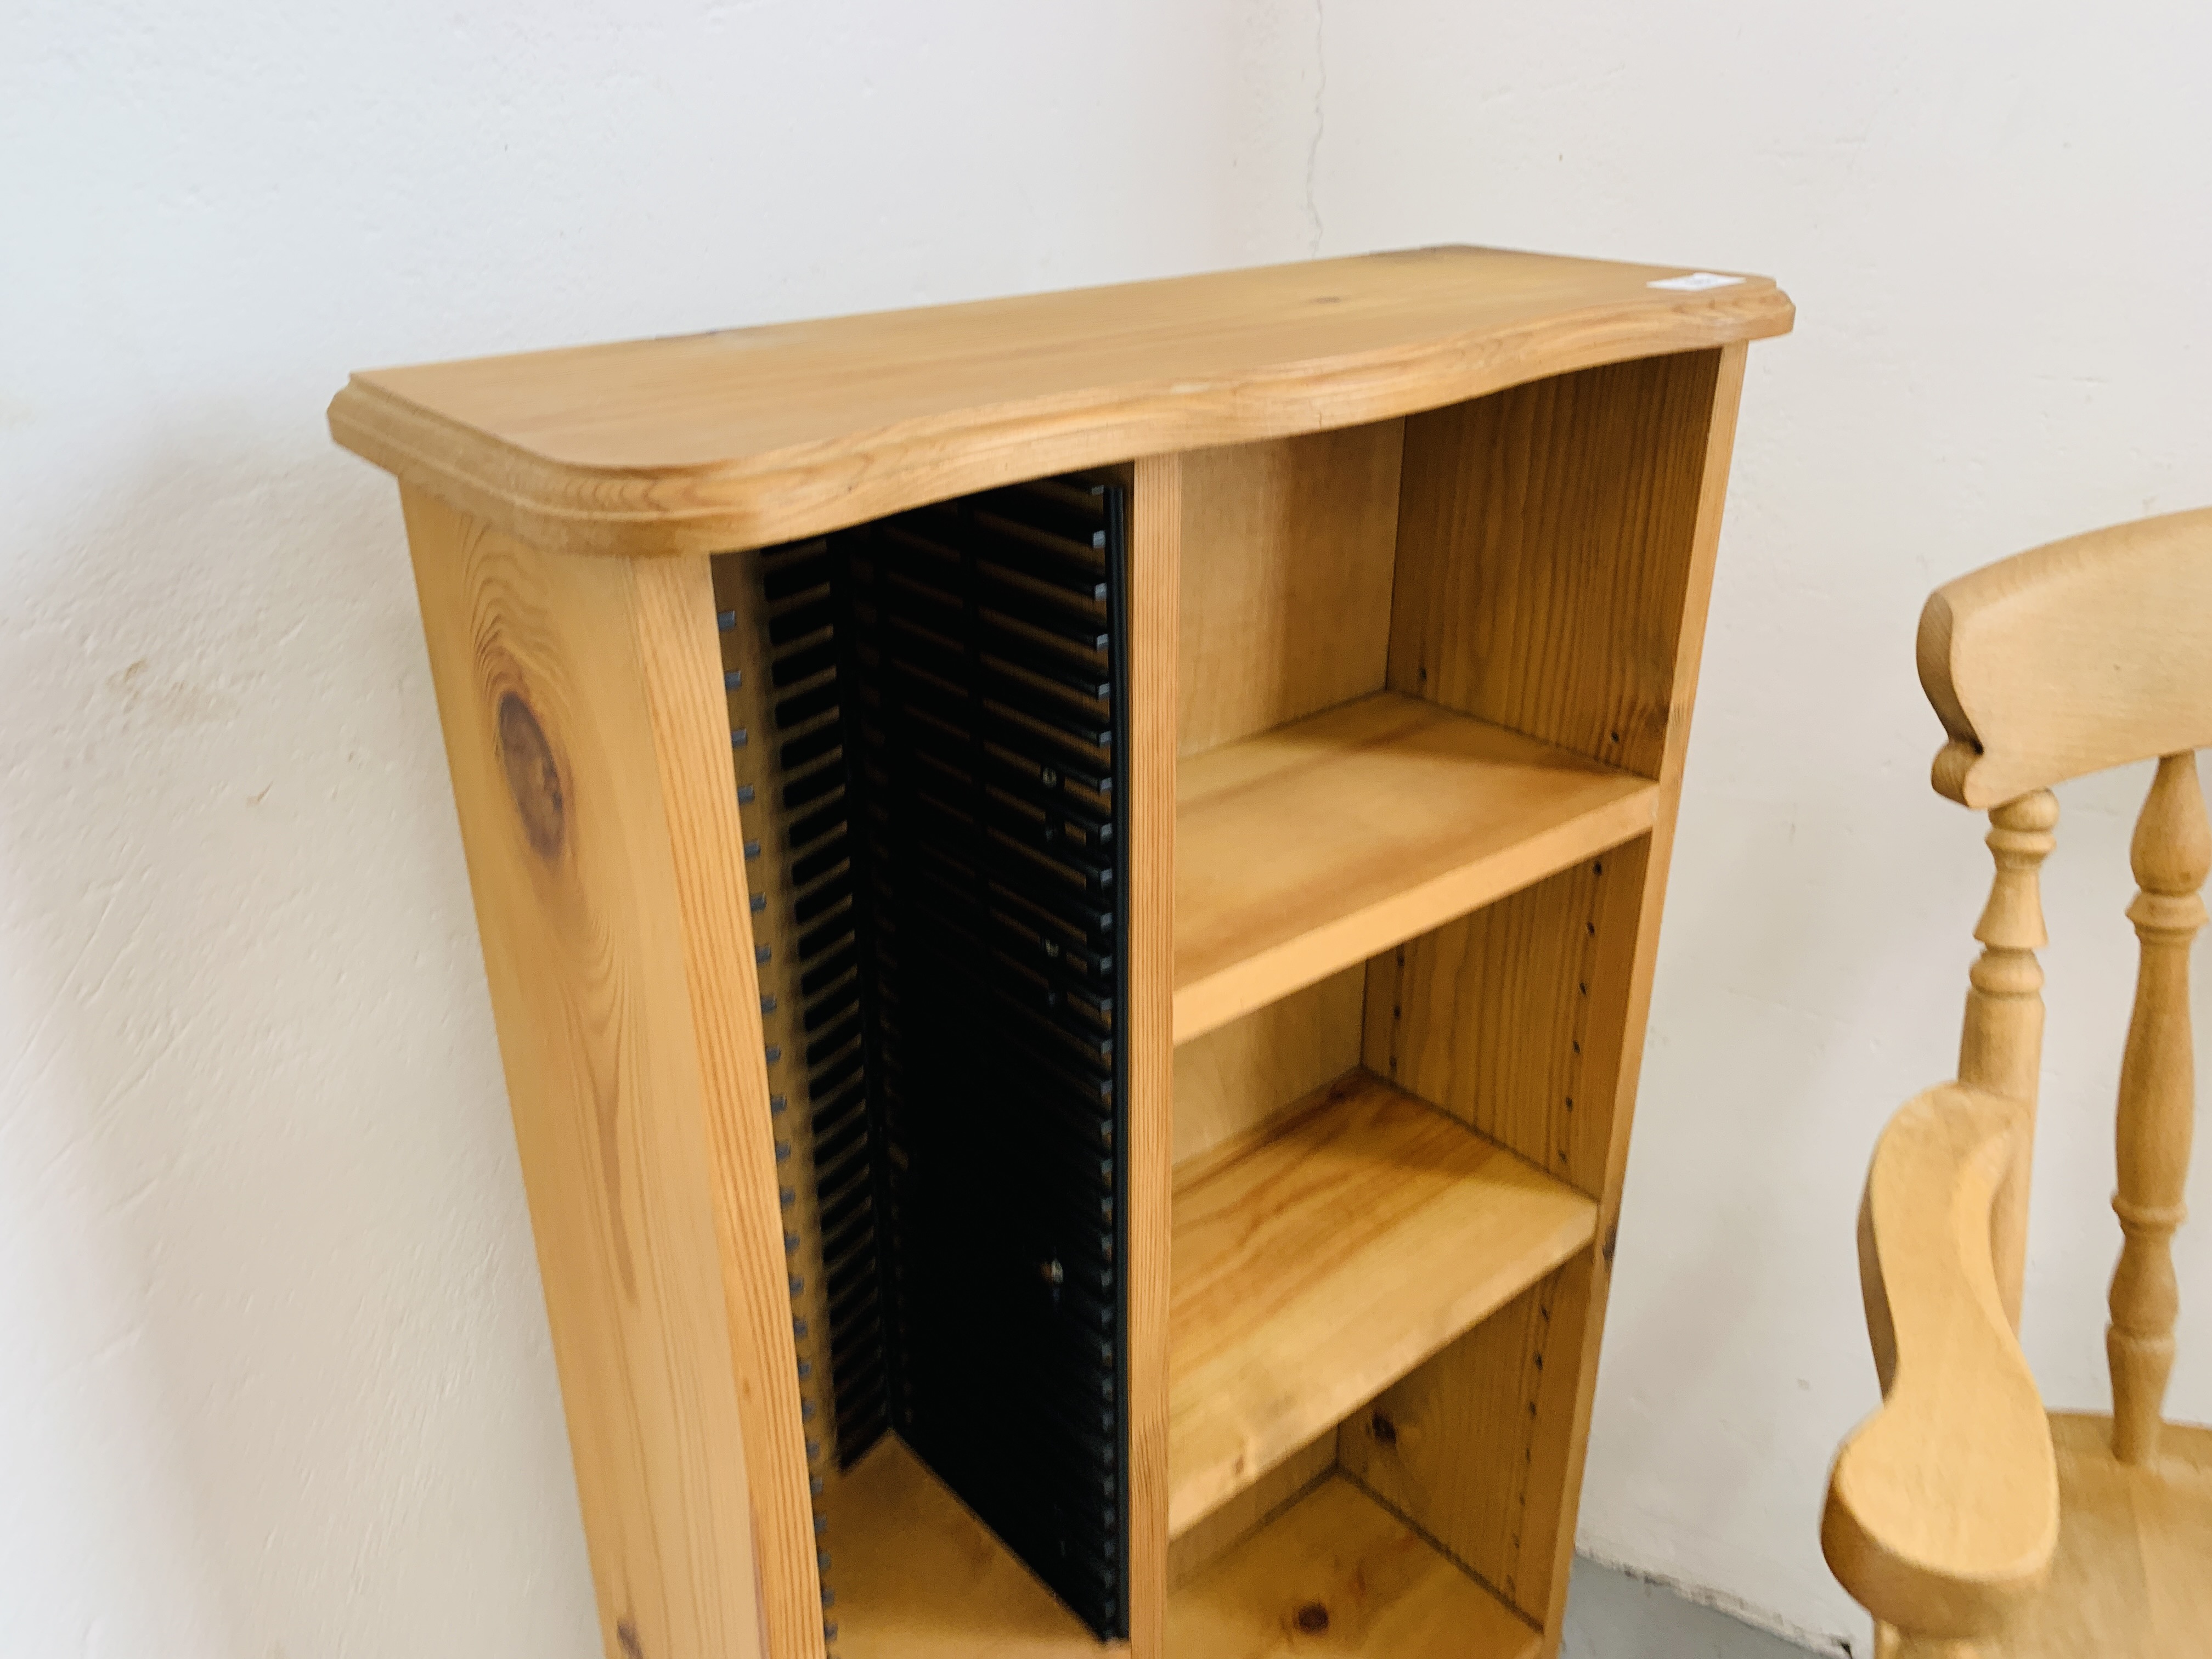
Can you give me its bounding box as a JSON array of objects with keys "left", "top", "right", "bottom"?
[
  {"left": 1126, "top": 453, "right": 1181, "bottom": 1659},
  {"left": 402, "top": 489, "right": 821, "bottom": 1659},
  {"left": 1361, "top": 345, "right": 1750, "bottom": 1651}
]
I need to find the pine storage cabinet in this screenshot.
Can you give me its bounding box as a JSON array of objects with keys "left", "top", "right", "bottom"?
[{"left": 330, "top": 249, "right": 1792, "bottom": 1659}]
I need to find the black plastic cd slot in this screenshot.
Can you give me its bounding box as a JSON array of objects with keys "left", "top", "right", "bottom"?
[
  {"left": 855, "top": 476, "right": 1129, "bottom": 1639},
  {"left": 730, "top": 474, "right": 1132, "bottom": 1642}
]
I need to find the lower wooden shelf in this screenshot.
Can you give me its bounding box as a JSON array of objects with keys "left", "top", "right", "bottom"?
[
  {"left": 1169, "top": 1070, "right": 1599, "bottom": 1536},
  {"left": 1169, "top": 1474, "right": 1543, "bottom": 1659},
  {"left": 818, "top": 1437, "right": 1116, "bottom": 1659},
  {"left": 821, "top": 1440, "right": 1540, "bottom": 1659}
]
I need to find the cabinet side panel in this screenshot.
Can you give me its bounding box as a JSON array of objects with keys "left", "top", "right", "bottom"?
[
  {"left": 1369, "top": 345, "right": 1750, "bottom": 1650},
  {"left": 1177, "top": 421, "right": 1403, "bottom": 757},
  {"left": 1127, "top": 453, "right": 1181, "bottom": 1659},
  {"left": 630, "top": 552, "right": 828, "bottom": 1659},
  {"left": 1514, "top": 362, "right": 1747, "bottom": 1650},
  {"left": 1387, "top": 351, "right": 1722, "bottom": 776},
  {"left": 402, "top": 490, "right": 819, "bottom": 1659}
]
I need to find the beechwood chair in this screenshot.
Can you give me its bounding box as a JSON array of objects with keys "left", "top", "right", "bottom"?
[{"left": 1821, "top": 507, "right": 2212, "bottom": 1657}]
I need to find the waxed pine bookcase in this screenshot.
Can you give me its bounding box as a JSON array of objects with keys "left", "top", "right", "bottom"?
[{"left": 329, "top": 249, "right": 1793, "bottom": 1659}]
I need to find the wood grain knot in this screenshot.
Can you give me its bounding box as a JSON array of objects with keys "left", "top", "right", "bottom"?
[
  {"left": 496, "top": 691, "right": 566, "bottom": 857},
  {"left": 616, "top": 1616, "right": 644, "bottom": 1659},
  {"left": 1294, "top": 1602, "right": 1330, "bottom": 1633}
]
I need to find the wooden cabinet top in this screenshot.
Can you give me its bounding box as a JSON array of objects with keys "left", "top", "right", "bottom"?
[{"left": 328, "top": 245, "right": 1791, "bottom": 557}]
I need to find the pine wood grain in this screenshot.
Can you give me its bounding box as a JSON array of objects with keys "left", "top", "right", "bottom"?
[
  {"left": 819, "top": 1438, "right": 1125, "bottom": 1659},
  {"left": 1167, "top": 1434, "right": 1337, "bottom": 1590},
  {"left": 1353, "top": 844, "right": 1656, "bottom": 1619},
  {"left": 356, "top": 254, "right": 1797, "bottom": 1659},
  {"left": 1336, "top": 1268, "right": 1567, "bottom": 1614},
  {"left": 1918, "top": 506, "right": 2212, "bottom": 808},
  {"left": 331, "top": 249, "right": 1791, "bottom": 558},
  {"left": 402, "top": 490, "right": 817, "bottom": 1659},
  {"left": 1166, "top": 1475, "right": 1542, "bottom": 1659},
  {"left": 1993, "top": 1413, "right": 2212, "bottom": 1658},
  {"left": 1174, "top": 693, "right": 1656, "bottom": 1042},
  {"left": 1519, "top": 352, "right": 1748, "bottom": 1646},
  {"left": 1126, "top": 454, "right": 1182, "bottom": 1658},
  {"left": 1176, "top": 422, "right": 1403, "bottom": 756},
  {"left": 1387, "top": 349, "right": 1726, "bottom": 775},
  {"left": 1369, "top": 343, "right": 1749, "bottom": 1646},
  {"left": 824, "top": 1446, "right": 1550, "bottom": 1659},
  {"left": 1822, "top": 1086, "right": 2058, "bottom": 1644},
  {"left": 1173, "top": 968, "right": 1365, "bottom": 1173},
  {"left": 1364, "top": 859, "right": 1616, "bottom": 1189},
  {"left": 1883, "top": 1634, "right": 1979, "bottom": 1658},
  {"left": 1520, "top": 362, "right": 1748, "bottom": 1651},
  {"left": 1168, "top": 1071, "right": 1596, "bottom": 1537}
]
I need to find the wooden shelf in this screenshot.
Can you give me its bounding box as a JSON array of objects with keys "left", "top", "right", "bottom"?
[
  {"left": 819, "top": 1437, "right": 1118, "bottom": 1659},
  {"left": 1173, "top": 692, "right": 1658, "bottom": 1041},
  {"left": 826, "top": 1437, "right": 1541, "bottom": 1659},
  {"left": 1168, "top": 1474, "right": 1541, "bottom": 1658},
  {"left": 1168, "top": 1070, "right": 1598, "bottom": 1535}
]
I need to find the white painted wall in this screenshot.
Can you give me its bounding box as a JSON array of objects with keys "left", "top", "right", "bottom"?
[
  {"left": 1313, "top": 2, "right": 2212, "bottom": 1649},
  {"left": 6, "top": 2, "right": 2209, "bottom": 1655},
  {"left": 0, "top": 4, "right": 1313, "bottom": 1654}
]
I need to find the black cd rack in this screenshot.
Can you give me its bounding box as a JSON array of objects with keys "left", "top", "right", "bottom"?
[{"left": 719, "top": 477, "right": 1132, "bottom": 1643}]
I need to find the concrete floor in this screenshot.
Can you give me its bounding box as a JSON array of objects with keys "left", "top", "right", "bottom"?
[{"left": 1561, "top": 1558, "right": 1824, "bottom": 1658}]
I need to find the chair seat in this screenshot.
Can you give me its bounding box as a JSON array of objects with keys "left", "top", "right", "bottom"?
[{"left": 1991, "top": 1412, "right": 2212, "bottom": 1657}]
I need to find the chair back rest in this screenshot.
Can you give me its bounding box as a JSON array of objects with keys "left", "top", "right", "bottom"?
[
  {"left": 1919, "top": 507, "right": 2212, "bottom": 807},
  {"left": 1917, "top": 506, "right": 2212, "bottom": 1464}
]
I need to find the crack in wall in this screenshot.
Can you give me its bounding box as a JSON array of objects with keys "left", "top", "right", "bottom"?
[{"left": 1305, "top": 0, "right": 1325, "bottom": 254}]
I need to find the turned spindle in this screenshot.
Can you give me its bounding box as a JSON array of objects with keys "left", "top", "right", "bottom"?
[
  {"left": 2106, "top": 750, "right": 2210, "bottom": 1464},
  {"left": 1956, "top": 789, "right": 2058, "bottom": 1333}
]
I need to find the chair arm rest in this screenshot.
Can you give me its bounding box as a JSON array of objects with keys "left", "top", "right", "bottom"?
[{"left": 1821, "top": 1085, "right": 2059, "bottom": 1641}]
